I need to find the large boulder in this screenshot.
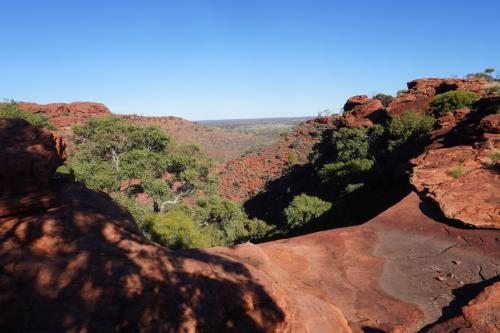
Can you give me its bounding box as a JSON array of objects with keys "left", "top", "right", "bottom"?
[
  {"left": 0, "top": 119, "right": 66, "bottom": 216},
  {"left": 340, "top": 95, "right": 386, "bottom": 128}
]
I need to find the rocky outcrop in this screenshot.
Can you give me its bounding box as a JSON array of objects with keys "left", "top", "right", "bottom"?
[
  {"left": 411, "top": 96, "right": 500, "bottom": 229},
  {"left": 340, "top": 95, "right": 386, "bottom": 128},
  {"left": 18, "top": 101, "right": 111, "bottom": 128},
  {"left": 387, "top": 78, "right": 487, "bottom": 116},
  {"left": 0, "top": 118, "right": 351, "bottom": 333},
  {"left": 0, "top": 118, "right": 66, "bottom": 216},
  {"left": 425, "top": 282, "right": 500, "bottom": 333}
]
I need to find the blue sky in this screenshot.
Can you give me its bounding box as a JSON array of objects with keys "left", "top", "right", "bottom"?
[{"left": 1, "top": 1, "right": 499, "bottom": 120}]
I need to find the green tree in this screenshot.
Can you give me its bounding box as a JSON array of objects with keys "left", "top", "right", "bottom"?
[{"left": 284, "top": 194, "right": 331, "bottom": 229}]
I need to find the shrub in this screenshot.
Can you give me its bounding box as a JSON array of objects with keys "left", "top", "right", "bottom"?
[
  {"left": 287, "top": 151, "right": 300, "bottom": 167},
  {"left": 0, "top": 102, "right": 55, "bottom": 129},
  {"left": 344, "top": 183, "right": 364, "bottom": 194},
  {"left": 332, "top": 125, "right": 384, "bottom": 163},
  {"left": 319, "top": 159, "right": 374, "bottom": 184},
  {"left": 430, "top": 90, "right": 480, "bottom": 117},
  {"left": 144, "top": 210, "right": 209, "bottom": 249},
  {"left": 490, "top": 151, "right": 500, "bottom": 163},
  {"left": 284, "top": 194, "right": 332, "bottom": 229},
  {"left": 332, "top": 127, "right": 370, "bottom": 162},
  {"left": 246, "top": 218, "right": 273, "bottom": 240},
  {"left": 447, "top": 166, "right": 465, "bottom": 178},
  {"left": 373, "top": 93, "right": 394, "bottom": 107},
  {"left": 195, "top": 196, "right": 269, "bottom": 245},
  {"left": 387, "top": 111, "right": 435, "bottom": 151}
]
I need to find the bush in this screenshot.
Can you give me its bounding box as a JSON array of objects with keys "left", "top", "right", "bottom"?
[
  {"left": 0, "top": 102, "right": 55, "bottom": 129},
  {"left": 430, "top": 90, "right": 480, "bottom": 117},
  {"left": 195, "top": 196, "right": 270, "bottom": 245},
  {"left": 332, "top": 127, "right": 370, "bottom": 162},
  {"left": 387, "top": 111, "right": 435, "bottom": 151},
  {"left": 284, "top": 194, "right": 331, "bottom": 229},
  {"left": 144, "top": 210, "right": 209, "bottom": 249},
  {"left": 447, "top": 166, "right": 465, "bottom": 178},
  {"left": 373, "top": 93, "right": 394, "bottom": 107},
  {"left": 319, "top": 159, "right": 374, "bottom": 184},
  {"left": 331, "top": 125, "right": 384, "bottom": 163},
  {"left": 490, "top": 151, "right": 500, "bottom": 163}
]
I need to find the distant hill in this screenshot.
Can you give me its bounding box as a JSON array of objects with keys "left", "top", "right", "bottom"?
[
  {"left": 197, "top": 116, "right": 314, "bottom": 143},
  {"left": 16, "top": 102, "right": 285, "bottom": 162}
]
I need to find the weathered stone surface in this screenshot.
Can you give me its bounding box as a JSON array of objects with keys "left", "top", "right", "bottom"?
[
  {"left": 411, "top": 95, "right": 500, "bottom": 229},
  {"left": 259, "top": 192, "right": 500, "bottom": 332},
  {"left": 341, "top": 95, "right": 386, "bottom": 128},
  {"left": 411, "top": 139, "right": 500, "bottom": 229},
  {"left": 426, "top": 282, "right": 500, "bottom": 333}
]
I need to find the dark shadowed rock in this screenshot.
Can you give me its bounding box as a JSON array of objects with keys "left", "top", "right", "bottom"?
[
  {"left": 0, "top": 119, "right": 65, "bottom": 216},
  {"left": 425, "top": 282, "right": 500, "bottom": 333}
]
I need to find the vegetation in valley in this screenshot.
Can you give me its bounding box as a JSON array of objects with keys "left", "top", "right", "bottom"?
[
  {"left": 62, "top": 116, "right": 271, "bottom": 249},
  {"left": 245, "top": 109, "right": 438, "bottom": 236},
  {"left": 284, "top": 194, "right": 331, "bottom": 229}
]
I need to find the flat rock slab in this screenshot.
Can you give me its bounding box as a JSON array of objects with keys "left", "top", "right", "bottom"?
[{"left": 257, "top": 192, "right": 500, "bottom": 332}]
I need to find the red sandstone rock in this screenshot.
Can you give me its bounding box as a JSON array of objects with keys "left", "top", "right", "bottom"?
[
  {"left": 411, "top": 95, "right": 500, "bottom": 229},
  {"left": 259, "top": 192, "right": 500, "bottom": 332},
  {"left": 340, "top": 95, "right": 386, "bottom": 128},
  {"left": 387, "top": 78, "right": 487, "bottom": 116},
  {"left": 480, "top": 114, "right": 500, "bottom": 133},
  {"left": 0, "top": 119, "right": 65, "bottom": 216}
]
